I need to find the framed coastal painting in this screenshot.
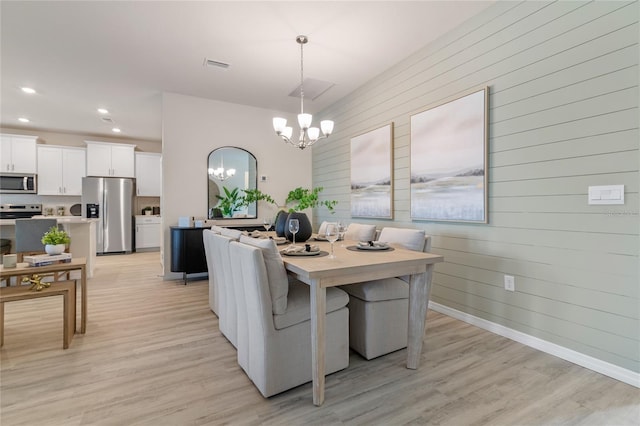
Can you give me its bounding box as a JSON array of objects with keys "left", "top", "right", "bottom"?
[
  {"left": 410, "top": 87, "right": 488, "bottom": 223},
  {"left": 350, "top": 123, "right": 394, "bottom": 219}
]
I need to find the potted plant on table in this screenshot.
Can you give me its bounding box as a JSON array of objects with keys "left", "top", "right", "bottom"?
[
  {"left": 41, "top": 226, "right": 70, "bottom": 255},
  {"left": 276, "top": 187, "right": 338, "bottom": 242}
]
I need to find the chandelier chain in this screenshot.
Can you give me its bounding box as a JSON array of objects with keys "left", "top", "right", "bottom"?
[{"left": 300, "top": 39, "right": 304, "bottom": 114}]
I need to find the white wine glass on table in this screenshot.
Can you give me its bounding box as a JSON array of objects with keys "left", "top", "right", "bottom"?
[
  {"left": 263, "top": 217, "right": 272, "bottom": 232},
  {"left": 289, "top": 218, "right": 299, "bottom": 246},
  {"left": 325, "top": 222, "right": 339, "bottom": 258}
]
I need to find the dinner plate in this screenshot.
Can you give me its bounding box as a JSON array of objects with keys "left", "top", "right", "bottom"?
[
  {"left": 313, "top": 235, "right": 343, "bottom": 241},
  {"left": 281, "top": 250, "right": 323, "bottom": 256},
  {"left": 346, "top": 245, "right": 394, "bottom": 252}
]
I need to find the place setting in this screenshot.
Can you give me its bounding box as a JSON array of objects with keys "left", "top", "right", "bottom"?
[
  {"left": 346, "top": 241, "right": 394, "bottom": 252},
  {"left": 280, "top": 218, "right": 329, "bottom": 256}
]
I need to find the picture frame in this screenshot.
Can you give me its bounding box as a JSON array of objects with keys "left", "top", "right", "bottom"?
[
  {"left": 350, "top": 123, "right": 394, "bottom": 219},
  {"left": 410, "top": 87, "right": 488, "bottom": 223}
]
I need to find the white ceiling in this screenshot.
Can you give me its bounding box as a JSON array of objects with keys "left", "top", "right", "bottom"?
[{"left": 1, "top": 1, "right": 493, "bottom": 142}]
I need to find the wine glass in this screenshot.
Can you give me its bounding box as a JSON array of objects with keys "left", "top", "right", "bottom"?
[
  {"left": 337, "top": 221, "right": 347, "bottom": 247},
  {"left": 288, "top": 218, "right": 299, "bottom": 246},
  {"left": 263, "top": 217, "right": 272, "bottom": 232},
  {"left": 325, "top": 222, "right": 339, "bottom": 258}
]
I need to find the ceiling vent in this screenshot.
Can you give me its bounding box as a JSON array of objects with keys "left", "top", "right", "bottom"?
[
  {"left": 288, "top": 78, "right": 334, "bottom": 101},
  {"left": 101, "top": 117, "right": 114, "bottom": 123},
  {"left": 203, "top": 58, "right": 230, "bottom": 70}
]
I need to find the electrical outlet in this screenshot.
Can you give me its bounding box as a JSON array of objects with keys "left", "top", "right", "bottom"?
[{"left": 504, "top": 275, "right": 515, "bottom": 292}]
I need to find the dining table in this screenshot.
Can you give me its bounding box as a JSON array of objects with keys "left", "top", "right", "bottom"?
[{"left": 280, "top": 238, "right": 444, "bottom": 406}]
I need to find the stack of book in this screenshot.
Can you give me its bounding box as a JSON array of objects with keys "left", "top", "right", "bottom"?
[{"left": 24, "top": 253, "right": 72, "bottom": 267}]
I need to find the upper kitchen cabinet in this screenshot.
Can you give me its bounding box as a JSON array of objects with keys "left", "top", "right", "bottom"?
[
  {"left": 0, "top": 134, "right": 37, "bottom": 173},
  {"left": 37, "top": 145, "right": 86, "bottom": 195},
  {"left": 135, "top": 152, "right": 162, "bottom": 197},
  {"left": 85, "top": 141, "right": 136, "bottom": 177}
]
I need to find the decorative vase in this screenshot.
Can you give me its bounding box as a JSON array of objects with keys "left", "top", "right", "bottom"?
[
  {"left": 274, "top": 209, "right": 289, "bottom": 237},
  {"left": 284, "top": 212, "right": 313, "bottom": 243},
  {"left": 45, "top": 244, "right": 65, "bottom": 255}
]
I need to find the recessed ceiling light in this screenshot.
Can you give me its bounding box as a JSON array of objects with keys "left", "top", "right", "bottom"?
[
  {"left": 21, "top": 87, "right": 36, "bottom": 94},
  {"left": 97, "top": 108, "right": 109, "bottom": 114},
  {"left": 112, "top": 128, "right": 121, "bottom": 133},
  {"left": 18, "top": 117, "right": 30, "bottom": 123}
]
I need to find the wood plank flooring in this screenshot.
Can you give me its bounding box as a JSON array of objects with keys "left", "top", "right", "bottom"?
[{"left": 1, "top": 252, "right": 638, "bottom": 425}]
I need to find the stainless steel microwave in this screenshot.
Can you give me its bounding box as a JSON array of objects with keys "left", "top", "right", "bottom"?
[{"left": 0, "top": 173, "right": 37, "bottom": 194}]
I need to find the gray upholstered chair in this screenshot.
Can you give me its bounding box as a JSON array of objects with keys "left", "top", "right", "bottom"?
[
  {"left": 341, "top": 227, "right": 430, "bottom": 360},
  {"left": 203, "top": 229, "right": 219, "bottom": 315},
  {"left": 210, "top": 233, "right": 239, "bottom": 347},
  {"left": 343, "top": 223, "right": 377, "bottom": 242},
  {"left": 15, "top": 218, "right": 58, "bottom": 261},
  {"left": 230, "top": 239, "right": 350, "bottom": 397}
]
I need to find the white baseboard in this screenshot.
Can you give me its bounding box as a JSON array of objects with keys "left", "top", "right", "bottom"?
[{"left": 429, "top": 302, "right": 640, "bottom": 389}]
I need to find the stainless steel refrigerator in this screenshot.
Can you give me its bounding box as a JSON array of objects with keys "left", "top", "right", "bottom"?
[{"left": 81, "top": 177, "right": 134, "bottom": 254}]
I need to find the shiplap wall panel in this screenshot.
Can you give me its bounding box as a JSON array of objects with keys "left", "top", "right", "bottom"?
[
  {"left": 433, "top": 273, "right": 638, "bottom": 339},
  {"left": 313, "top": 1, "right": 639, "bottom": 372},
  {"left": 432, "top": 287, "right": 638, "bottom": 371}
]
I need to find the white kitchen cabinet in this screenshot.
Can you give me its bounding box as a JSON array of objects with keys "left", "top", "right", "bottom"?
[
  {"left": 0, "top": 134, "right": 37, "bottom": 173},
  {"left": 37, "top": 145, "right": 86, "bottom": 195},
  {"left": 135, "top": 152, "right": 162, "bottom": 196},
  {"left": 85, "top": 141, "right": 136, "bottom": 177},
  {"left": 135, "top": 215, "right": 161, "bottom": 250}
]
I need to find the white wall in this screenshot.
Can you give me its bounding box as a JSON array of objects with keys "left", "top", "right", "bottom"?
[
  {"left": 161, "top": 92, "right": 312, "bottom": 278},
  {"left": 314, "top": 1, "right": 639, "bottom": 375}
]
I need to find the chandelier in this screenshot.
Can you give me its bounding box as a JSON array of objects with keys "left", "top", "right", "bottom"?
[
  {"left": 208, "top": 156, "right": 236, "bottom": 181},
  {"left": 273, "top": 35, "right": 334, "bottom": 150}
]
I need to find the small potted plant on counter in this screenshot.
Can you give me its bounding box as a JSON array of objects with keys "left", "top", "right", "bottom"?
[{"left": 41, "top": 226, "right": 70, "bottom": 255}]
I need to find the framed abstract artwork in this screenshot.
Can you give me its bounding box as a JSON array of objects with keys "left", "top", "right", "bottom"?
[
  {"left": 410, "top": 87, "right": 488, "bottom": 223},
  {"left": 350, "top": 123, "right": 394, "bottom": 219}
]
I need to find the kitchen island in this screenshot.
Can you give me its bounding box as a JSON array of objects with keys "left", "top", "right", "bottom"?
[{"left": 0, "top": 216, "right": 97, "bottom": 278}]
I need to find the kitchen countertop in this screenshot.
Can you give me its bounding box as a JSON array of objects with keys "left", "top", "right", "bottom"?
[{"left": 0, "top": 216, "right": 99, "bottom": 225}]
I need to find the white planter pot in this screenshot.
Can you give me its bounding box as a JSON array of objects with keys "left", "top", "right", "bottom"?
[{"left": 45, "top": 244, "right": 66, "bottom": 255}]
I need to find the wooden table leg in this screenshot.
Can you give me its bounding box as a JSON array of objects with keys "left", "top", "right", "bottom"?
[
  {"left": 310, "top": 280, "right": 326, "bottom": 406},
  {"left": 64, "top": 282, "right": 75, "bottom": 349},
  {"left": 80, "top": 264, "right": 86, "bottom": 334},
  {"left": 407, "top": 265, "right": 434, "bottom": 369},
  {"left": 1, "top": 301, "right": 4, "bottom": 347}
]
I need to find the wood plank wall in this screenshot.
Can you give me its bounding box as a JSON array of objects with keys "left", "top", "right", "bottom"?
[{"left": 313, "top": 1, "right": 639, "bottom": 373}]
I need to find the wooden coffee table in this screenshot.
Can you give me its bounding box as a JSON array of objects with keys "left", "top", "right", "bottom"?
[{"left": 0, "top": 257, "right": 87, "bottom": 333}]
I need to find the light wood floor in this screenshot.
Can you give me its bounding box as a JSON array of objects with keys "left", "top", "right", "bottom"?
[{"left": 1, "top": 252, "right": 638, "bottom": 425}]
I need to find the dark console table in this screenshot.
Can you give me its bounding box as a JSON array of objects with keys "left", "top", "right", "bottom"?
[
  {"left": 170, "top": 225, "right": 265, "bottom": 284},
  {"left": 170, "top": 226, "right": 210, "bottom": 284}
]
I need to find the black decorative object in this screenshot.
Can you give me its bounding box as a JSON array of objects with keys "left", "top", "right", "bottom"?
[
  {"left": 274, "top": 210, "right": 289, "bottom": 237},
  {"left": 284, "top": 212, "right": 312, "bottom": 243}
]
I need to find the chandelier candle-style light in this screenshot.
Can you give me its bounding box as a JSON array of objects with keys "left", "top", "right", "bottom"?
[
  {"left": 208, "top": 156, "right": 236, "bottom": 181},
  {"left": 273, "top": 35, "right": 334, "bottom": 150}
]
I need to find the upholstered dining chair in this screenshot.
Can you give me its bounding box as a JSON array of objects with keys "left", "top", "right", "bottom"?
[
  {"left": 343, "top": 222, "right": 377, "bottom": 242},
  {"left": 341, "top": 227, "right": 430, "bottom": 360},
  {"left": 210, "top": 233, "right": 239, "bottom": 348},
  {"left": 202, "top": 229, "right": 218, "bottom": 315},
  {"left": 229, "top": 239, "right": 350, "bottom": 397}
]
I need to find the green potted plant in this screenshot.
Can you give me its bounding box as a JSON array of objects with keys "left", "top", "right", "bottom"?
[
  {"left": 41, "top": 226, "right": 70, "bottom": 255},
  {"left": 239, "top": 188, "right": 277, "bottom": 208},
  {"left": 276, "top": 187, "right": 338, "bottom": 242},
  {"left": 142, "top": 206, "right": 153, "bottom": 216},
  {"left": 215, "top": 186, "right": 242, "bottom": 218}
]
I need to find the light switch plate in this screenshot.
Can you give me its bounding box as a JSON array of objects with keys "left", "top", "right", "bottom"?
[{"left": 588, "top": 185, "right": 624, "bottom": 205}]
